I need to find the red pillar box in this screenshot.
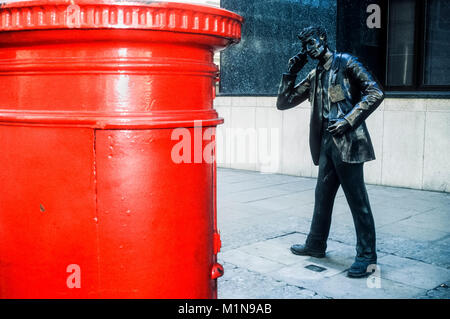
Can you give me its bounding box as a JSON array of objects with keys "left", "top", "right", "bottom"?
[{"left": 0, "top": 0, "right": 242, "bottom": 299}]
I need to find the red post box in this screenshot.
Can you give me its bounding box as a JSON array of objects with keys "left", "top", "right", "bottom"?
[{"left": 0, "top": 0, "right": 242, "bottom": 298}]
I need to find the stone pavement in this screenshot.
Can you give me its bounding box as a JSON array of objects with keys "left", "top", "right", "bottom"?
[{"left": 216, "top": 168, "right": 450, "bottom": 299}]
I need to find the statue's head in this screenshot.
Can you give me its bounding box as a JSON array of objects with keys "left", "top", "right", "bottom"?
[{"left": 297, "top": 26, "right": 328, "bottom": 60}]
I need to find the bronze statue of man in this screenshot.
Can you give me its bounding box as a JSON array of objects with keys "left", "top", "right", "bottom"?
[{"left": 276, "top": 26, "right": 384, "bottom": 278}]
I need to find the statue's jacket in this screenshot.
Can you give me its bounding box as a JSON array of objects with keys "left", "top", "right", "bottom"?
[{"left": 277, "top": 52, "right": 385, "bottom": 165}]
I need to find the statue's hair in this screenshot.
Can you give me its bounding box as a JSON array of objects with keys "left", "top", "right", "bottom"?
[{"left": 297, "top": 26, "right": 328, "bottom": 44}]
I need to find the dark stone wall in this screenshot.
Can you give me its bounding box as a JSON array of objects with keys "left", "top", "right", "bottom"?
[{"left": 220, "top": 0, "right": 337, "bottom": 96}]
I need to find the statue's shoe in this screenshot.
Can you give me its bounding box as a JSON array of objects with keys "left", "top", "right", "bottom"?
[
  {"left": 290, "top": 244, "right": 326, "bottom": 258},
  {"left": 347, "top": 260, "right": 377, "bottom": 278}
]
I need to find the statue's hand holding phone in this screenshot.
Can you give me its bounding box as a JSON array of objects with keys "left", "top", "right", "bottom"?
[{"left": 287, "top": 43, "right": 308, "bottom": 75}]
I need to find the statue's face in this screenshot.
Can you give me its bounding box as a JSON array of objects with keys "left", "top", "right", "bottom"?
[{"left": 304, "top": 35, "right": 326, "bottom": 59}]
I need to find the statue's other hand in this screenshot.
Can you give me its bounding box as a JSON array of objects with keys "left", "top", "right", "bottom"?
[
  {"left": 327, "top": 119, "right": 350, "bottom": 136},
  {"left": 287, "top": 51, "right": 307, "bottom": 74}
]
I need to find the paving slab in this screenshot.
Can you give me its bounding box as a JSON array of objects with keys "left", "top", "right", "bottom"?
[
  {"left": 268, "top": 259, "right": 347, "bottom": 283},
  {"left": 237, "top": 238, "right": 318, "bottom": 266},
  {"left": 268, "top": 179, "right": 317, "bottom": 192},
  {"left": 369, "top": 192, "right": 448, "bottom": 213},
  {"left": 378, "top": 223, "right": 448, "bottom": 242},
  {"left": 218, "top": 179, "right": 299, "bottom": 194},
  {"left": 335, "top": 203, "right": 423, "bottom": 228},
  {"left": 384, "top": 236, "right": 450, "bottom": 269},
  {"left": 219, "top": 222, "right": 297, "bottom": 251},
  {"left": 302, "top": 272, "right": 426, "bottom": 299},
  {"left": 221, "top": 186, "right": 294, "bottom": 204},
  {"left": 219, "top": 250, "right": 285, "bottom": 274},
  {"left": 394, "top": 209, "right": 450, "bottom": 233},
  {"left": 218, "top": 263, "right": 327, "bottom": 299},
  {"left": 416, "top": 281, "right": 450, "bottom": 299},
  {"left": 215, "top": 168, "right": 450, "bottom": 299},
  {"left": 327, "top": 224, "right": 358, "bottom": 246},
  {"left": 243, "top": 173, "right": 306, "bottom": 184},
  {"left": 377, "top": 254, "right": 450, "bottom": 290},
  {"left": 263, "top": 232, "right": 308, "bottom": 246},
  {"left": 218, "top": 202, "right": 279, "bottom": 223},
  {"left": 267, "top": 266, "right": 425, "bottom": 299},
  {"left": 270, "top": 203, "right": 316, "bottom": 221},
  {"left": 245, "top": 190, "right": 317, "bottom": 211}
]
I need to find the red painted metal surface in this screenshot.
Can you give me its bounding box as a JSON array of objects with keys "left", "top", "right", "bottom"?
[{"left": 0, "top": 0, "right": 242, "bottom": 299}]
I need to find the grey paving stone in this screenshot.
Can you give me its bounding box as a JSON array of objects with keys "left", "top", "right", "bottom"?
[
  {"left": 377, "top": 254, "right": 450, "bottom": 290},
  {"left": 236, "top": 212, "right": 305, "bottom": 234},
  {"left": 274, "top": 203, "right": 315, "bottom": 220},
  {"left": 222, "top": 187, "right": 295, "bottom": 204},
  {"left": 378, "top": 222, "right": 448, "bottom": 242},
  {"left": 337, "top": 202, "right": 422, "bottom": 228},
  {"left": 269, "top": 259, "right": 347, "bottom": 284},
  {"left": 327, "top": 224, "right": 358, "bottom": 246},
  {"left": 270, "top": 267, "right": 425, "bottom": 299},
  {"left": 416, "top": 281, "right": 450, "bottom": 299},
  {"left": 265, "top": 232, "right": 308, "bottom": 246},
  {"left": 268, "top": 179, "right": 317, "bottom": 192},
  {"left": 372, "top": 209, "right": 421, "bottom": 228},
  {"left": 218, "top": 202, "right": 279, "bottom": 224},
  {"left": 367, "top": 185, "right": 449, "bottom": 203},
  {"left": 310, "top": 272, "right": 426, "bottom": 299},
  {"left": 246, "top": 190, "right": 316, "bottom": 211},
  {"left": 218, "top": 179, "right": 298, "bottom": 195},
  {"left": 388, "top": 236, "right": 450, "bottom": 269},
  {"left": 220, "top": 250, "right": 285, "bottom": 274},
  {"left": 395, "top": 208, "right": 450, "bottom": 233},
  {"left": 375, "top": 231, "right": 416, "bottom": 255},
  {"left": 218, "top": 172, "right": 261, "bottom": 184},
  {"left": 242, "top": 213, "right": 301, "bottom": 234},
  {"left": 218, "top": 168, "right": 302, "bottom": 185},
  {"left": 237, "top": 238, "right": 313, "bottom": 266},
  {"left": 369, "top": 190, "right": 449, "bottom": 213},
  {"left": 335, "top": 188, "right": 346, "bottom": 199},
  {"left": 323, "top": 238, "right": 355, "bottom": 253},
  {"left": 217, "top": 262, "right": 326, "bottom": 299},
  {"left": 219, "top": 222, "right": 296, "bottom": 251},
  {"left": 244, "top": 172, "right": 307, "bottom": 184}
]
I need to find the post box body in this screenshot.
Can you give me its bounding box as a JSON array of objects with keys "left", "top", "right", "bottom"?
[{"left": 0, "top": 1, "right": 242, "bottom": 298}]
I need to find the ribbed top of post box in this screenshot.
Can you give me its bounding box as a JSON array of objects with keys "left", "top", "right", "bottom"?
[{"left": 0, "top": 0, "right": 242, "bottom": 41}]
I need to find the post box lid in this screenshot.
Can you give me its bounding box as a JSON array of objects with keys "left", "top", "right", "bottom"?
[{"left": 0, "top": 0, "right": 242, "bottom": 41}]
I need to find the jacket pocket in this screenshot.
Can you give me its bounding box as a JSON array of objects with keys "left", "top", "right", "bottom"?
[{"left": 329, "top": 84, "right": 346, "bottom": 103}]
